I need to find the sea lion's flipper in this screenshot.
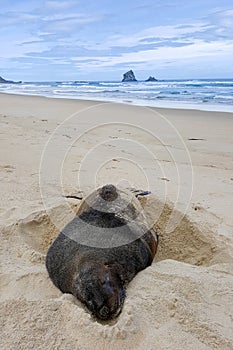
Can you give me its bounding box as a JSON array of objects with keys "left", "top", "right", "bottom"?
[
  {"left": 64, "top": 195, "right": 83, "bottom": 200},
  {"left": 126, "top": 187, "right": 151, "bottom": 197},
  {"left": 63, "top": 190, "right": 84, "bottom": 200},
  {"left": 135, "top": 191, "right": 151, "bottom": 197}
]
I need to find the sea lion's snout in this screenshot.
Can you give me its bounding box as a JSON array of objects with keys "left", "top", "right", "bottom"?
[
  {"left": 96, "top": 291, "right": 123, "bottom": 320},
  {"left": 96, "top": 268, "right": 125, "bottom": 320},
  {"left": 73, "top": 262, "right": 125, "bottom": 321}
]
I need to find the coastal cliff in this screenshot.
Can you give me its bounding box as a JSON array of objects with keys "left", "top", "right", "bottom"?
[{"left": 0, "top": 76, "right": 22, "bottom": 84}]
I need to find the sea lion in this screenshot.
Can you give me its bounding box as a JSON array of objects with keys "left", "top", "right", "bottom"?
[{"left": 46, "top": 184, "right": 158, "bottom": 320}]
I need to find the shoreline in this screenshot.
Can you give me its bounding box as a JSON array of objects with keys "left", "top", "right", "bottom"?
[{"left": 1, "top": 91, "right": 233, "bottom": 114}]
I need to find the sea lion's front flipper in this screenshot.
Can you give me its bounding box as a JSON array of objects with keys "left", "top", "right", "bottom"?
[
  {"left": 126, "top": 187, "right": 151, "bottom": 198},
  {"left": 135, "top": 191, "right": 151, "bottom": 198}
]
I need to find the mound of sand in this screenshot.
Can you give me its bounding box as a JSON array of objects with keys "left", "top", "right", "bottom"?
[{"left": 1, "top": 196, "right": 233, "bottom": 350}]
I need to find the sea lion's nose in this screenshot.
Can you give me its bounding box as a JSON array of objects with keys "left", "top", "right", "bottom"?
[{"left": 99, "top": 305, "right": 110, "bottom": 319}]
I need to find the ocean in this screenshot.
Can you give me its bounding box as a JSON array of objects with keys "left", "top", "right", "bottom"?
[{"left": 1, "top": 79, "right": 233, "bottom": 112}]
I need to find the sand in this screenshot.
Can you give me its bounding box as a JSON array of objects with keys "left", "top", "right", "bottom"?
[{"left": 0, "top": 93, "right": 233, "bottom": 349}]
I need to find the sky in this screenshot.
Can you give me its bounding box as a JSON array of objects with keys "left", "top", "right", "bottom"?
[{"left": 1, "top": 0, "right": 233, "bottom": 81}]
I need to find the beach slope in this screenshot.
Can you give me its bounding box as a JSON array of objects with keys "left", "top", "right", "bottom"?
[{"left": 0, "top": 93, "right": 233, "bottom": 349}]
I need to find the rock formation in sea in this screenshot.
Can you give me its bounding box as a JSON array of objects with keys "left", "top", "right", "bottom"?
[
  {"left": 122, "top": 70, "right": 137, "bottom": 82},
  {"left": 145, "top": 76, "right": 158, "bottom": 82},
  {"left": 0, "top": 76, "right": 22, "bottom": 84}
]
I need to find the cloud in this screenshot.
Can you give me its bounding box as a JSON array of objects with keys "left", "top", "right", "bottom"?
[
  {"left": 70, "top": 39, "right": 233, "bottom": 70},
  {"left": 75, "top": 21, "right": 215, "bottom": 52},
  {"left": 216, "top": 9, "right": 233, "bottom": 29},
  {"left": 45, "top": 1, "right": 77, "bottom": 10},
  {"left": 0, "top": 9, "right": 102, "bottom": 31},
  {"left": 203, "top": 7, "right": 233, "bottom": 38},
  {"left": 0, "top": 5, "right": 103, "bottom": 56},
  {"left": 43, "top": 14, "right": 102, "bottom": 32},
  {"left": 108, "top": 22, "right": 214, "bottom": 48},
  {"left": 0, "top": 11, "right": 40, "bottom": 26}
]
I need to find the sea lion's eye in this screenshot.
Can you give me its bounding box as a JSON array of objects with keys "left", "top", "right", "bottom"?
[{"left": 86, "top": 300, "right": 94, "bottom": 311}]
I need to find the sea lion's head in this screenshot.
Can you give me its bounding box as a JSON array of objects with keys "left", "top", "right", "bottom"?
[
  {"left": 98, "top": 184, "right": 118, "bottom": 202},
  {"left": 72, "top": 260, "right": 126, "bottom": 320}
]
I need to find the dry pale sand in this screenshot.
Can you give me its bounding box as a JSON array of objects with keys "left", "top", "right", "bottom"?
[{"left": 0, "top": 93, "right": 233, "bottom": 349}]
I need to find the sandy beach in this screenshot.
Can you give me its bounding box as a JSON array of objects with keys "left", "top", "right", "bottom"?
[{"left": 0, "top": 92, "right": 233, "bottom": 349}]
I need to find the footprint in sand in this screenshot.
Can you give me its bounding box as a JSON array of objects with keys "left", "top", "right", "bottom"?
[{"left": 0, "top": 165, "right": 15, "bottom": 173}]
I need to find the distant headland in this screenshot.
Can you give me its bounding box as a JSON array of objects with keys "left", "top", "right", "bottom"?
[
  {"left": 0, "top": 76, "right": 22, "bottom": 84},
  {"left": 122, "top": 70, "right": 158, "bottom": 82}
]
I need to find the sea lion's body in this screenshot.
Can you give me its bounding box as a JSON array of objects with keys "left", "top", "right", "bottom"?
[{"left": 46, "top": 185, "right": 158, "bottom": 320}]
